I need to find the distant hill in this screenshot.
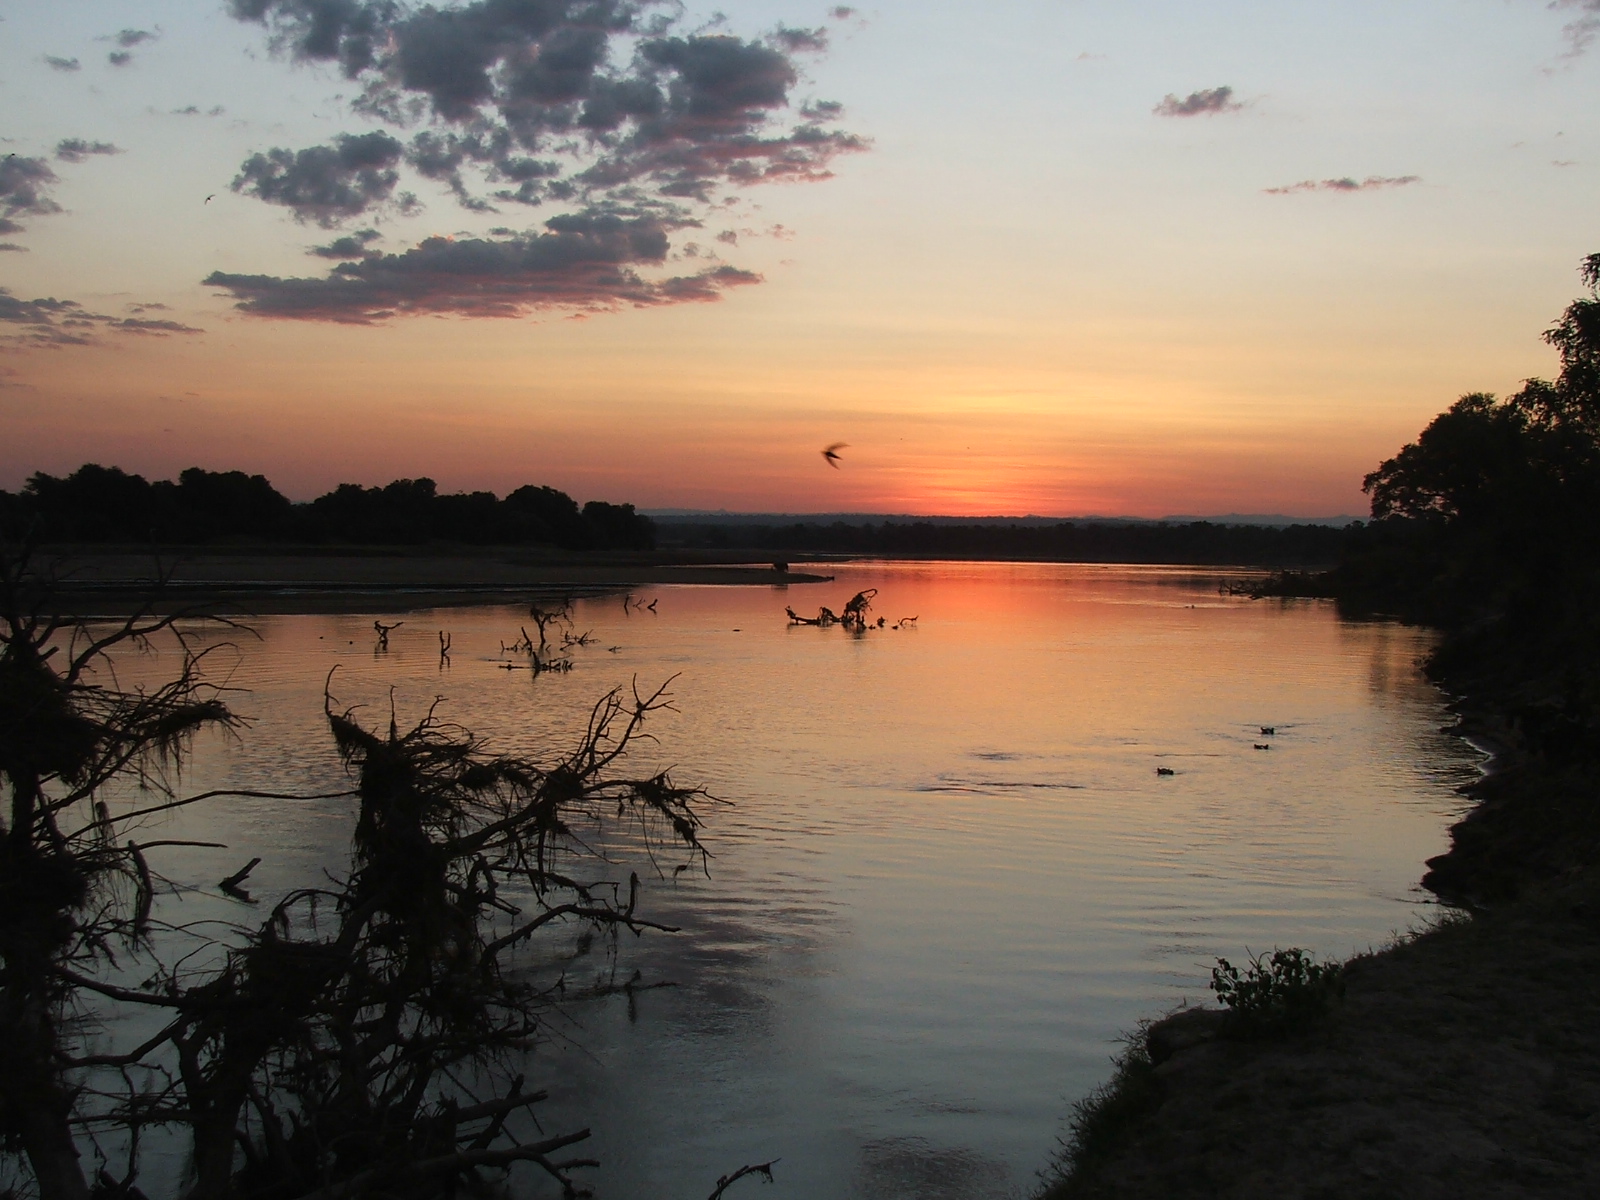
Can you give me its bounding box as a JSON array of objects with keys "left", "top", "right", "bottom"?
[
  {"left": 650, "top": 513, "right": 1357, "bottom": 567},
  {"left": 647, "top": 510, "right": 1361, "bottom": 529}
]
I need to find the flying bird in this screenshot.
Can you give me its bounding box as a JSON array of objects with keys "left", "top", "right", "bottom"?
[
  {"left": 821, "top": 442, "right": 848, "bottom": 468},
  {"left": 204, "top": 193, "right": 215, "bottom": 203}
]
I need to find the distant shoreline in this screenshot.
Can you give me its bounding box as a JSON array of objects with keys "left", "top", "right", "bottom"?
[{"left": 28, "top": 546, "right": 835, "bottom": 615}]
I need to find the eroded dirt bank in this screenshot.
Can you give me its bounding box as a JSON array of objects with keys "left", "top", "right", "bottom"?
[{"left": 1042, "top": 750, "right": 1600, "bottom": 1199}]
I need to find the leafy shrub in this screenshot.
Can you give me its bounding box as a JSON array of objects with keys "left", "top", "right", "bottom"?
[{"left": 1210, "top": 947, "right": 1344, "bottom": 1037}]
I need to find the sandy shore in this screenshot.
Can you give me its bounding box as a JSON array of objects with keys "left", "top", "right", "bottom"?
[{"left": 28, "top": 547, "right": 835, "bottom": 613}]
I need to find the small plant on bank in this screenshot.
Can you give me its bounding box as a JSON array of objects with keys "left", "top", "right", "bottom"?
[{"left": 1211, "top": 947, "right": 1345, "bottom": 1036}]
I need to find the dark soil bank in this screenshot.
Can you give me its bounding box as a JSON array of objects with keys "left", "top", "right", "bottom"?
[{"left": 1040, "top": 751, "right": 1600, "bottom": 1199}]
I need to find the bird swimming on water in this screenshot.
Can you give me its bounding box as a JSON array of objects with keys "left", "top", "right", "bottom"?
[{"left": 822, "top": 442, "right": 848, "bottom": 468}]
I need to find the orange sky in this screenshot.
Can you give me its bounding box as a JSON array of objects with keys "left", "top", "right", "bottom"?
[{"left": 3, "top": 0, "right": 1598, "bottom": 516}]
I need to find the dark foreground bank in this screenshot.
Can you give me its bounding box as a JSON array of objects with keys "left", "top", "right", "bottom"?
[{"left": 1038, "top": 751, "right": 1600, "bottom": 1200}]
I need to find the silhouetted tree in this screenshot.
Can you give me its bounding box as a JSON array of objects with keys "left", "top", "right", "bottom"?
[
  {"left": 0, "top": 547, "right": 240, "bottom": 1200},
  {"left": 1332, "top": 252, "right": 1600, "bottom": 757},
  {"left": 0, "top": 547, "right": 708, "bottom": 1199}
]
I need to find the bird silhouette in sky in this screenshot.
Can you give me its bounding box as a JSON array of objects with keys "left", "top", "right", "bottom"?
[
  {"left": 204, "top": 194, "right": 215, "bottom": 204},
  {"left": 821, "top": 442, "right": 848, "bottom": 468}
]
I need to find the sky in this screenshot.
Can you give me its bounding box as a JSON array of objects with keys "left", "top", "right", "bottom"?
[{"left": 2, "top": 0, "right": 1599, "bottom": 518}]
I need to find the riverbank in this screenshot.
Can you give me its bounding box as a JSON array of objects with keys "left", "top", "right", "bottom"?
[
  {"left": 24, "top": 545, "right": 833, "bottom": 613},
  {"left": 1039, "top": 734, "right": 1600, "bottom": 1198}
]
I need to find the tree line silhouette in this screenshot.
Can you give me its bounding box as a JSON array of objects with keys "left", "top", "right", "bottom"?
[
  {"left": 0, "top": 467, "right": 656, "bottom": 551},
  {"left": 661, "top": 517, "right": 1353, "bottom": 566},
  {"left": 1328, "top": 255, "right": 1600, "bottom": 747}
]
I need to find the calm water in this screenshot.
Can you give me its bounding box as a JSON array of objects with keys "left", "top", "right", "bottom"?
[{"left": 121, "top": 562, "right": 1479, "bottom": 1199}]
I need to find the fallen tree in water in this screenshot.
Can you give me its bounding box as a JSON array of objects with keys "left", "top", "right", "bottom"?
[
  {"left": 0, "top": 546, "right": 735, "bottom": 1200},
  {"left": 786, "top": 588, "right": 885, "bottom": 629}
]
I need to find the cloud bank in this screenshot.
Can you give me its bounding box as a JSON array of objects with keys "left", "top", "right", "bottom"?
[
  {"left": 1555, "top": 0, "right": 1600, "bottom": 56},
  {"left": 213, "top": 0, "right": 865, "bottom": 322},
  {"left": 55, "top": 139, "right": 122, "bottom": 163},
  {"left": 1154, "top": 86, "right": 1242, "bottom": 117},
  {"left": 0, "top": 288, "right": 202, "bottom": 348},
  {"left": 205, "top": 208, "right": 759, "bottom": 322},
  {"left": 233, "top": 131, "right": 415, "bottom": 226},
  {"left": 1264, "top": 175, "right": 1421, "bottom": 194},
  {"left": 0, "top": 156, "right": 62, "bottom": 235}
]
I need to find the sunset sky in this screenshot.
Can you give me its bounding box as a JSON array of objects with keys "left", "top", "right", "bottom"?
[{"left": 3, "top": 0, "right": 1599, "bottom": 517}]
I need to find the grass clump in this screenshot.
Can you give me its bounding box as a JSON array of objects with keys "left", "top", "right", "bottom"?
[
  {"left": 1037, "top": 1025, "right": 1162, "bottom": 1198},
  {"left": 1211, "top": 947, "right": 1344, "bottom": 1037}
]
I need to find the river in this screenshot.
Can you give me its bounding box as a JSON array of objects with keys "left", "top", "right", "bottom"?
[{"left": 121, "top": 562, "right": 1481, "bottom": 1198}]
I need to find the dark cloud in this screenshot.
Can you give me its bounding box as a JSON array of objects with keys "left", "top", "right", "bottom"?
[
  {"left": 171, "top": 104, "right": 227, "bottom": 116},
  {"left": 104, "top": 27, "right": 158, "bottom": 66},
  {"left": 1264, "top": 175, "right": 1421, "bottom": 194},
  {"left": 232, "top": 131, "right": 412, "bottom": 225},
  {"left": 219, "top": 1, "right": 863, "bottom": 321},
  {"left": 1153, "top": 86, "right": 1242, "bottom": 117},
  {"left": 0, "top": 287, "right": 202, "bottom": 349},
  {"left": 772, "top": 26, "right": 828, "bottom": 53},
  {"left": 55, "top": 138, "right": 122, "bottom": 163},
  {"left": 0, "top": 157, "right": 62, "bottom": 235},
  {"left": 226, "top": 2, "right": 864, "bottom": 208},
  {"left": 0, "top": 244, "right": 26, "bottom": 253},
  {"left": 204, "top": 209, "right": 759, "bottom": 322},
  {"left": 44, "top": 55, "right": 81, "bottom": 72},
  {"left": 829, "top": 6, "right": 855, "bottom": 18},
  {"left": 1555, "top": 0, "right": 1600, "bottom": 55},
  {"left": 309, "top": 228, "right": 382, "bottom": 257}
]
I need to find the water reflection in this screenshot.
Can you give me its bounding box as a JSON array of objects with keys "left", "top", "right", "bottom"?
[{"left": 129, "top": 563, "right": 1478, "bottom": 1198}]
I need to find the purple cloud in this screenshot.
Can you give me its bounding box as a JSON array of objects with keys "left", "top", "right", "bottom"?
[
  {"left": 1264, "top": 175, "right": 1421, "bottom": 195},
  {"left": 1154, "top": 86, "right": 1243, "bottom": 117},
  {"left": 0, "top": 288, "right": 202, "bottom": 348},
  {"left": 204, "top": 209, "right": 760, "bottom": 323}
]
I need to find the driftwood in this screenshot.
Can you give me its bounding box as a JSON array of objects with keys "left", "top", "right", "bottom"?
[
  {"left": 786, "top": 589, "right": 881, "bottom": 630},
  {"left": 218, "top": 857, "right": 262, "bottom": 901},
  {"left": 708, "top": 1160, "right": 779, "bottom": 1199}
]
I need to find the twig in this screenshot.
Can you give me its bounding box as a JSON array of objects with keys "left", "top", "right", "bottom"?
[
  {"left": 219, "top": 856, "right": 262, "bottom": 900},
  {"left": 708, "top": 1160, "right": 779, "bottom": 1199}
]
